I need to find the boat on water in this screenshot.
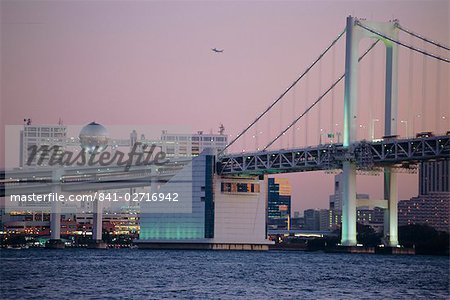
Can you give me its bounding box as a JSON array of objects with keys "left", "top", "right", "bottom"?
[{"left": 6, "top": 245, "right": 29, "bottom": 250}]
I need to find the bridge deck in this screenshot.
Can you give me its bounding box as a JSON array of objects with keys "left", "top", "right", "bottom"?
[
  {"left": 217, "top": 135, "right": 450, "bottom": 175},
  {"left": 1, "top": 136, "right": 448, "bottom": 195}
]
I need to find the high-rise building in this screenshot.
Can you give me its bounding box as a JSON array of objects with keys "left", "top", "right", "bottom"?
[
  {"left": 267, "top": 178, "right": 291, "bottom": 230},
  {"left": 290, "top": 216, "right": 304, "bottom": 230},
  {"left": 315, "top": 207, "right": 384, "bottom": 232},
  {"left": 290, "top": 211, "right": 303, "bottom": 230},
  {"left": 359, "top": 206, "right": 384, "bottom": 223},
  {"left": 419, "top": 160, "right": 449, "bottom": 195},
  {"left": 20, "top": 124, "right": 67, "bottom": 167},
  {"left": 319, "top": 209, "right": 341, "bottom": 231},
  {"left": 303, "top": 209, "right": 320, "bottom": 231},
  {"left": 398, "top": 160, "right": 450, "bottom": 232},
  {"left": 130, "top": 130, "right": 228, "bottom": 159},
  {"left": 398, "top": 195, "right": 449, "bottom": 232},
  {"left": 159, "top": 130, "right": 227, "bottom": 157}
]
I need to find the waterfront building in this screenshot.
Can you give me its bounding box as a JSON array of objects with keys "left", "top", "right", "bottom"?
[
  {"left": 1, "top": 210, "right": 140, "bottom": 236},
  {"left": 319, "top": 209, "right": 341, "bottom": 231},
  {"left": 398, "top": 160, "right": 449, "bottom": 232},
  {"left": 76, "top": 212, "right": 139, "bottom": 235},
  {"left": 20, "top": 124, "right": 67, "bottom": 167},
  {"left": 398, "top": 195, "right": 449, "bottom": 232},
  {"left": 13, "top": 123, "right": 269, "bottom": 249},
  {"left": 267, "top": 178, "right": 291, "bottom": 230},
  {"left": 136, "top": 153, "right": 271, "bottom": 250},
  {"left": 305, "top": 206, "right": 384, "bottom": 232}
]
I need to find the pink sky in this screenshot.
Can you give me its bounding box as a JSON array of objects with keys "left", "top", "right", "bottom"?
[{"left": 1, "top": 1, "right": 449, "bottom": 213}]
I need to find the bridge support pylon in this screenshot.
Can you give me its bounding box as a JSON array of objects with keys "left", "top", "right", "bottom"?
[{"left": 341, "top": 15, "right": 399, "bottom": 247}]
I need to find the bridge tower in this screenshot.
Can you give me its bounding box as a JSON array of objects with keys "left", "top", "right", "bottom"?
[{"left": 342, "top": 16, "right": 399, "bottom": 246}]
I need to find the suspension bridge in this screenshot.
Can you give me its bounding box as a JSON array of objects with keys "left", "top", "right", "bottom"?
[
  {"left": 1, "top": 16, "right": 449, "bottom": 249},
  {"left": 217, "top": 16, "right": 449, "bottom": 247}
]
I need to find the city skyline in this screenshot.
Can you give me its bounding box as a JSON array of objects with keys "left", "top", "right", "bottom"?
[
  {"left": 1, "top": 2, "right": 449, "bottom": 298},
  {"left": 1, "top": 1, "right": 449, "bottom": 213}
]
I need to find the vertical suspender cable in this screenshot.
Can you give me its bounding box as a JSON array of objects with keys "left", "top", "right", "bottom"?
[
  {"left": 408, "top": 37, "right": 414, "bottom": 137},
  {"left": 263, "top": 40, "right": 380, "bottom": 150},
  {"left": 267, "top": 114, "right": 270, "bottom": 151},
  {"left": 357, "top": 22, "right": 450, "bottom": 62},
  {"left": 421, "top": 40, "right": 427, "bottom": 131},
  {"left": 318, "top": 58, "right": 322, "bottom": 144},
  {"left": 360, "top": 22, "right": 450, "bottom": 137},
  {"left": 331, "top": 43, "right": 336, "bottom": 142},
  {"left": 305, "top": 73, "right": 309, "bottom": 147},
  {"left": 396, "top": 23, "right": 450, "bottom": 52},
  {"left": 255, "top": 123, "right": 258, "bottom": 150},
  {"left": 369, "top": 40, "right": 375, "bottom": 139},
  {"left": 292, "top": 86, "right": 296, "bottom": 147},
  {"left": 218, "top": 29, "right": 346, "bottom": 155},
  {"left": 357, "top": 23, "right": 450, "bottom": 135},
  {"left": 279, "top": 93, "right": 283, "bottom": 149},
  {"left": 435, "top": 47, "right": 441, "bottom": 132}
]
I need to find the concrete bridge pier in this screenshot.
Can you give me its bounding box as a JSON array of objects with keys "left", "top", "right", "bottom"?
[
  {"left": 88, "top": 197, "right": 107, "bottom": 249},
  {"left": 384, "top": 168, "right": 399, "bottom": 247},
  {"left": 46, "top": 169, "right": 65, "bottom": 249},
  {"left": 341, "top": 161, "right": 357, "bottom": 246}
]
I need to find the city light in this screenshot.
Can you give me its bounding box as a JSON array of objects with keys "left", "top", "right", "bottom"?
[{"left": 1, "top": 3, "right": 449, "bottom": 299}]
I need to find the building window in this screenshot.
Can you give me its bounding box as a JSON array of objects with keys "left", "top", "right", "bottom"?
[
  {"left": 221, "top": 182, "right": 260, "bottom": 194},
  {"left": 166, "top": 146, "right": 175, "bottom": 154}
]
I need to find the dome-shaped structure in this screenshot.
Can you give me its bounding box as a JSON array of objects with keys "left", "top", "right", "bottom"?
[{"left": 79, "top": 122, "right": 109, "bottom": 154}]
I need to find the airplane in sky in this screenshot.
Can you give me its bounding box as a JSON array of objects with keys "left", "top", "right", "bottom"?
[{"left": 211, "top": 48, "right": 224, "bottom": 53}]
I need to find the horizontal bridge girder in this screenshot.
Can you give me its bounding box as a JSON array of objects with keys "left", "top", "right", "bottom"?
[{"left": 217, "top": 135, "right": 450, "bottom": 175}]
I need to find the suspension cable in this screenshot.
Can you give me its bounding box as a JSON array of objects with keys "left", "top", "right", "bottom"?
[
  {"left": 395, "top": 23, "right": 450, "bottom": 52},
  {"left": 263, "top": 40, "right": 380, "bottom": 150},
  {"left": 356, "top": 22, "right": 450, "bottom": 63},
  {"left": 218, "top": 29, "right": 346, "bottom": 155}
]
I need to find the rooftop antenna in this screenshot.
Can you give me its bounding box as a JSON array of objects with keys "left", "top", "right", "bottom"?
[
  {"left": 219, "top": 123, "right": 225, "bottom": 135},
  {"left": 23, "top": 118, "right": 32, "bottom": 125}
]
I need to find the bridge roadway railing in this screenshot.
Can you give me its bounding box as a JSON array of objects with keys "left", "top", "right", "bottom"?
[
  {"left": 217, "top": 135, "right": 450, "bottom": 175},
  {"left": 0, "top": 159, "right": 192, "bottom": 196}
]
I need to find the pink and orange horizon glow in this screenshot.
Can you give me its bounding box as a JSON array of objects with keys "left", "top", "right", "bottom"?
[{"left": 1, "top": 1, "right": 449, "bottom": 212}]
